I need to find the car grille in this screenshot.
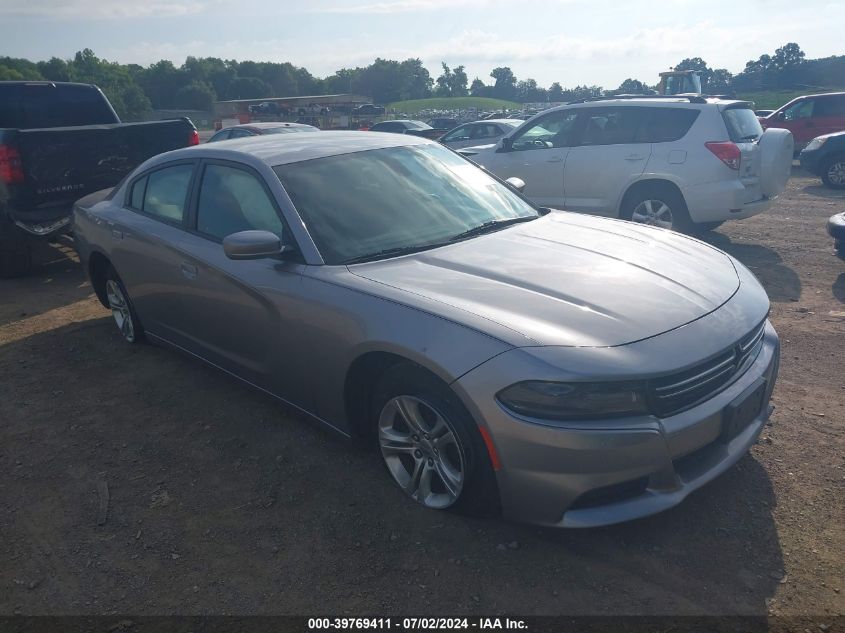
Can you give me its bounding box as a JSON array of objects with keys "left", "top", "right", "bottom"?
[{"left": 649, "top": 320, "right": 767, "bottom": 417}]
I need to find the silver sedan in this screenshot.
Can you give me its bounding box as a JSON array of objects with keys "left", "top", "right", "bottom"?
[
  {"left": 439, "top": 119, "right": 521, "bottom": 150},
  {"left": 72, "top": 132, "right": 779, "bottom": 527}
]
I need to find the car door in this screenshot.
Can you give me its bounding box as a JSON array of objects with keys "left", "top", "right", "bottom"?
[
  {"left": 109, "top": 161, "right": 197, "bottom": 340},
  {"left": 776, "top": 98, "right": 817, "bottom": 146},
  {"left": 472, "top": 109, "right": 581, "bottom": 208},
  {"left": 563, "top": 106, "right": 651, "bottom": 216},
  {"left": 811, "top": 95, "right": 845, "bottom": 138},
  {"left": 171, "top": 160, "right": 309, "bottom": 402}
]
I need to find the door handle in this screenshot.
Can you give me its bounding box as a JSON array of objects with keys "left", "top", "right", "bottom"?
[
  {"left": 180, "top": 262, "right": 198, "bottom": 280},
  {"left": 625, "top": 154, "right": 646, "bottom": 161},
  {"left": 546, "top": 156, "right": 564, "bottom": 163}
]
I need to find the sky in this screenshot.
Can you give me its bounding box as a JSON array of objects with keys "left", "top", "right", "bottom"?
[{"left": 0, "top": 0, "right": 841, "bottom": 90}]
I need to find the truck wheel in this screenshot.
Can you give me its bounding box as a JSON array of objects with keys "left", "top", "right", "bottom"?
[
  {"left": 820, "top": 154, "right": 845, "bottom": 189},
  {"left": 0, "top": 225, "right": 33, "bottom": 278}
]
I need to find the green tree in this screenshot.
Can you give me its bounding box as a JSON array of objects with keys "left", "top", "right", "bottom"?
[
  {"left": 469, "top": 77, "right": 487, "bottom": 96},
  {"left": 37, "top": 57, "right": 70, "bottom": 82},
  {"left": 548, "top": 82, "right": 564, "bottom": 102},
  {"left": 226, "top": 76, "right": 271, "bottom": 100},
  {"left": 399, "top": 58, "right": 432, "bottom": 100},
  {"left": 490, "top": 66, "right": 517, "bottom": 100},
  {"left": 175, "top": 80, "right": 216, "bottom": 110}
]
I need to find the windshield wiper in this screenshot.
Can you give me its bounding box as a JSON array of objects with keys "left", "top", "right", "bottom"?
[
  {"left": 342, "top": 243, "right": 447, "bottom": 265},
  {"left": 448, "top": 216, "right": 538, "bottom": 242}
]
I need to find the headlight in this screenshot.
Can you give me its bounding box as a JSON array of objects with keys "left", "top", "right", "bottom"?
[
  {"left": 496, "top": 381, "right": 649, "bottom": 420},
  {"left": 804, "top": 137, "right": 828, "bottom": 152}
]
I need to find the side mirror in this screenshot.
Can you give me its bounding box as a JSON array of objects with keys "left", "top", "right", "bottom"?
[
  {"left": 499, "top": 137, "right": 513, "bottom": 152},
  {"left": 223, "top": 230, "right": 290, "bottom": 260},
  {"left": 505, "top": 177, "right": 526, "bottom": 193},
  {"left": 776, "top": 111, "right": 786, "bottom": 121}
]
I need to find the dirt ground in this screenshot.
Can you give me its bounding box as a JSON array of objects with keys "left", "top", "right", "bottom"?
[{"left": 1, "top": 168, "right": 843, "bottom": 617}]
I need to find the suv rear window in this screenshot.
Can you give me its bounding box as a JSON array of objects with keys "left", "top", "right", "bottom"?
[
  {"left": 722, "top": 107, "right": 763, "bottom": 142},
  {"left": 638, "top": 108, "right": 700, "bottom": 143},
  {"left": 0, "top": 83, "right": 119, "bottom": 129}
]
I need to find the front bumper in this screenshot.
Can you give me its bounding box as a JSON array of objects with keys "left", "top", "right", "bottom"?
[
  {"left": 454, "top": 319, "right": 779, "bottom": 528},
  {"left": 684, "top": 180, "right": 774, "bottom": 223},
  {"left": 799, "top": 149, "right": 822, "bottom": 175}
]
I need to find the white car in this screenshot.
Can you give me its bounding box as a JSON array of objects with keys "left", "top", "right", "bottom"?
[
  {"left": 440, "top": 119, "right": 521, "bottom": 150},
  {"left": 461, "top": 97, "right": 794, "bottom": 232}
]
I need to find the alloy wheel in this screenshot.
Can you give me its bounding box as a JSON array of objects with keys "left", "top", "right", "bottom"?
[
  {"left": 631, "top": 199, "right": 674, "bottom": 229},
  {"left": 378, "top": 395, "right": 465, "bottom": 509},
  {"left": 827, "top": 161, "right": 845, "bottom": 186},
  {"left": 105, "top": 279, "right": 136, "bottom": 343}
]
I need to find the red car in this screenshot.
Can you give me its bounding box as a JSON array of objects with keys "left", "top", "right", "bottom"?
[{"left": 760, "top": 92, "right": 845, "bottom": 151}]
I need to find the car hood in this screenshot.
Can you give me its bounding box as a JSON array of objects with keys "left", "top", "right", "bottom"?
[{"left": 349, "top": 212, "right": 740, "bottom": 347}]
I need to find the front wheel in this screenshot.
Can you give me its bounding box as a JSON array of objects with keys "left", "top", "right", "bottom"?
[
  {"left": 821, "top": 154, "right": 845, "bottom": 189},
  {"left": 623, "top": 185, "right": 692, "bottom": 233},
  {"left": 105, "top": 269, "right": 144, "bottom": 344},
  {"left": 372, "top": 364, "right": 499, "bottom": 516}
]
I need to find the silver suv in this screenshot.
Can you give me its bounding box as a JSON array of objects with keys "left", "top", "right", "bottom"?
[{"left": 461, "top": 96, "right": 794, "bottom": 232}]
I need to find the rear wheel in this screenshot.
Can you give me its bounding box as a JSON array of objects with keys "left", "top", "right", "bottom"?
[
  {"left": 372, "top": 364, "right": 499, "bottom": 516},
  {"left": 105, "top": 268, "right": 144, "bottom": 344},
  {"left": 692, "top": 220, "right": 724, "bottom": 233},
  {"left": 623, "top": 185, "right": 692, "bottom": 233},
  {"left": 821, "top": 154, "right": 845, "bottom": 189}
]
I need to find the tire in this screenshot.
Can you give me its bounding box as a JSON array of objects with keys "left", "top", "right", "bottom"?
[
  {"left": 622, "top": 184, "right": 692, "bottom": 233},
  {"left": 0, "top": 223, "right": 33, "bottom": 278},
  {"left": 371, "top": 363, "right": 499, "bottom": 517},
  {"left": 820, "top": 154, "right": 845, "bottom": 190},
  {"left": 104, "top": 268, "right": 145, "bottom": 344},
  {"left": 692, "top": 221, "right": 724, "bottom": 233}
]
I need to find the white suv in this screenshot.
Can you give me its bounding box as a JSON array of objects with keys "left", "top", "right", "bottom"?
[{"left": 460, "top": 96, "right": 794, "bottom": 232}]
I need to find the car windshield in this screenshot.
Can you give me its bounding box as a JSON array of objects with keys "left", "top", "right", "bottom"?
[
  {"left": 274, "top": 143, "right": 539, "bottom": 264},
  {"left": 405, "top": 120, "right": 431, "bottom": 130}
]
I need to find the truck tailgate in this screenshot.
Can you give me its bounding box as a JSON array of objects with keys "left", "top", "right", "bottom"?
[{"left": 12, "top": 118, "right": 195, "bottom": 212}]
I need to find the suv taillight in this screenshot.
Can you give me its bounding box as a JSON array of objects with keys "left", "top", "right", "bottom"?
[
  {"left": 705, "top": 141, "right": 741, "bottom": 170},
  {"left": 188, "top": 130, "right": 200, "bottom": 146},
  {"left": 0, "top": 144, "right": 24, "bottom": 184}
]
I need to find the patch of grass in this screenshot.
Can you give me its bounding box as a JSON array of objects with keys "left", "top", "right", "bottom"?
[{"left": 388, "top": 97, "right": 521, "bottom": 115}]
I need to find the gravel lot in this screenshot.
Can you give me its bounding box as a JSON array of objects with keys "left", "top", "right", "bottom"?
[{"left": 1, "top": 168, "right": 843, "bottom": 617}]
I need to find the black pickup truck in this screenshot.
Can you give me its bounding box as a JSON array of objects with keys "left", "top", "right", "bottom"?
[{"left": 0, "top": 81, "right": 199, "bottom": 277}]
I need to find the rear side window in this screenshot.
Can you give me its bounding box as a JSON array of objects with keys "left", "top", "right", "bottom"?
[
  {"left": 638, "top": 109, "right": 700, "bottom": 143},
  {"left": 815, "top": 95, "right": 845, "bottom": 117},
  {"left": 0, "top": 83, "right": 118, "bottom": 129},
  {"left": 579, "top": 107, "right": 646, "bottom": 146},
  {"left": 140, "top": 164, "right": 193, "bottom": 223},
  {"left": 722, "top": 107, "right": 764, "bottom": 142}
]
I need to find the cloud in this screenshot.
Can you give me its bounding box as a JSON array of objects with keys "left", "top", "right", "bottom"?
[
  {"left": 0, "top": 0, "right": 213, "bottom": 19},
  {"left": 312, "top": 0, "right": 488, "bottom": 13}
]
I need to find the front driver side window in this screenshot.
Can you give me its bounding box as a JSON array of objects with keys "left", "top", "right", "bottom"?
[
  {"left": 196, "top": 164, "right": 286, "bottom": 242},
  {"left": 509, "top": 111, "right": 580, "bottom": 151},
  {"left": 442, "top": 125, "right": 471, "bottom": 142},
  {"left": 783, "top": 99, "right": 814, "bottom": 121}
]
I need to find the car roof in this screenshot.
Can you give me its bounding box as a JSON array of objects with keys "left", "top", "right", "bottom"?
[
  {"left": 162, "top": 130, "right": 431, "bottom": 167},
  {"left": 551, "top": 97, "right": 749, "bottom": 110},
  {"left": 236, "top": 122, "right": 317, "bottom": 130},
  {"left": 478, "top": 119, "right": 521, "bottom": 125}
]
